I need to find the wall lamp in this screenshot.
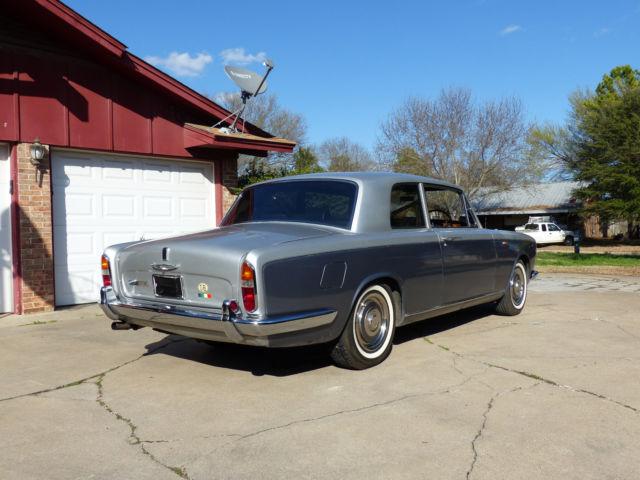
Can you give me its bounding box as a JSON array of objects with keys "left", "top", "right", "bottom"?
[{"left": 30, "top": 138, "right": 46, "bottom": 167}]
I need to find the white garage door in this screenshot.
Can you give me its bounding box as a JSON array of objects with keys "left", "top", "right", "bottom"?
[{"left": 52, "top": 150, "right": 216, "bottom": 306}]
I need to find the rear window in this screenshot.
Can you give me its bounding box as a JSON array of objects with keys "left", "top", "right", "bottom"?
[
  {"left": 221, "top": 180, "right": 358, "bottom": 229},
  {"left": 524, "top": 224, "right": 539, "bottom": 231}
]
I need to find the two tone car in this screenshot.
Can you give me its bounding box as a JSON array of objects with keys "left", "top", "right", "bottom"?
[{"left": 100, "top": 172, "right": 537, "bottom": 369}]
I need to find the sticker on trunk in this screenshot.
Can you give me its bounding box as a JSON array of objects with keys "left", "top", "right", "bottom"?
[{"left": 197, "top": 282, "right": 212, "bottom": 299}]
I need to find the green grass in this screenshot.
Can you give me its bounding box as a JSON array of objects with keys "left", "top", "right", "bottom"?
[{"left": 536, "top": 251, "right": 640, "bottom": 267}]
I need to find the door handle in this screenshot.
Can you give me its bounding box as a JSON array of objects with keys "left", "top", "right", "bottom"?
[{"left": 442, "top": 235, "right": 462, "bottom": 242}]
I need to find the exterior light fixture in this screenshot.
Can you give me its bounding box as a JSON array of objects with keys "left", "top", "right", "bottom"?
[{"left": 29, "top": 138, "right": 46, "bottom": 167}]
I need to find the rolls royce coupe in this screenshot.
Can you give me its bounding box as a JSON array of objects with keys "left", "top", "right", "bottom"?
[{"left": 100, "top": 172, "right": 537, "bottom": 369}]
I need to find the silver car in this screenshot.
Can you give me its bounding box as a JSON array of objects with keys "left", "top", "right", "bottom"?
[{"left": 101, "top": 172, "right": 536, "bottom": 369}]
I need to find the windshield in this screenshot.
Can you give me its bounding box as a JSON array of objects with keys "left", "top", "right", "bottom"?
[
  {"left": 221, "top": 180, "right": 358, "bottom": 229},
  {"left": 524, "top": 223, "right": 539, "bottom": 231}
]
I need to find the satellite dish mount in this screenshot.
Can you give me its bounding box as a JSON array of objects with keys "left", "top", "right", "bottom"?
[{"left": 214, "top": 59, "right": 274, "bottom": 133}]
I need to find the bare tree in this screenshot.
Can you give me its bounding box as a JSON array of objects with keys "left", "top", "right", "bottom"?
[
  {"left": 377, "top": 88, "right": 548, "bottom": 198},
  {"left": 318, "top": 137, "right": 375, "bottom": 172},
  {"left": 215, "top": 92, "right": 307, "bottom": 171}
]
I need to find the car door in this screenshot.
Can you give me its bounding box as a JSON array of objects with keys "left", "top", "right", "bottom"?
[
  {"left": 423, "top": 184, "right": 496, "bottom": 304},
  {"left": 388, "top": 183, "right": 443, "bottom": 315},
  {"left": 523, "top": 224, "right": 541, "bottom": 242},
  {"left": 548, "top": 223, "right": 564, "bottom": 243}
]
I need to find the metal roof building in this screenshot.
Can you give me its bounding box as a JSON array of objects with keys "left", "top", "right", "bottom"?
[
  {"left": 473, "top": 182, "right": 582, "bottom": 215},
  {"left": 471, "top": 181, "right": 583, "bottom": 231}
]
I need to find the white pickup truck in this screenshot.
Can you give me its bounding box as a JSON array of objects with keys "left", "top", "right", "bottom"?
[{"left": 515, "top": 221, "right": 576, "bottom": 245}]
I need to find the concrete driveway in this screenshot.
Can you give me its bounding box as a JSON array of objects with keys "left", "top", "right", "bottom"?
[{"left": 1, "top": 273, "right": 639, "bottom": 479}]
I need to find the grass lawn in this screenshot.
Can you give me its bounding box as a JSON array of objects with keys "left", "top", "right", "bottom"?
[{"left": 536, "top": 251, "right": 640, "bottom": 267}]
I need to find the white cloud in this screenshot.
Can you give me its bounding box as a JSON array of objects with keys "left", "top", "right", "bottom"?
[
  {"left": 145, "top": 51, "right": 213, "bottom": 77},
  {"left": 213, "top": 91, "right": 239, "bottom": 106},
  {"left": 219, "top": 48, "right": 267, "bottom": 66},
  {"left": 500, "top": 24, "right": 522, "bottom": 36},
  {"left": 594, "top": 27, "right": 611, "bottom": 37}
]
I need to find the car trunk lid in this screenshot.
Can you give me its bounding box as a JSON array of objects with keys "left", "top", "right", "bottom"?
[{"left": 113, "top": 223, "right": 335, "bottom": 309}]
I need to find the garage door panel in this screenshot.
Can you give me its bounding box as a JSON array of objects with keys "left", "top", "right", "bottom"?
[
  {"left": 64, "top": 231, "right": 95, "bottom": 258},
  {"left": 102, "top": 194, "right": 136, "bottom": 218},
  {"left": 180, "top": 166, "right": 210, "bottom": 184},
  {"left": 54, "top": 265, "right": 97, "bottom": 305},
  {"left": 53, "top": 151, "right": 215, "bottom": 306},
  {"left": 141, "top": 164, "right": 173, "bottom": 183},
  {"left": 102, "top": 159, "right": 136, "bottom": 181},
  {"left": 63, "top": 193, "right": 95, "bottom": 217},
  {"left": 143, "top": 196, "right": 174, "bottom": 218},
  {"left": 103, "top": 231, "right": 141, "bottom": 247}
]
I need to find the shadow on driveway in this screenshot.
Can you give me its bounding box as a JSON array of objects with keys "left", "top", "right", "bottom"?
[{"left": 143, "top": 304, "right": 496, "bottom": 377}]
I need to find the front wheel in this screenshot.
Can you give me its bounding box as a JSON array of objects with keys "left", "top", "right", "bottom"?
[
  {"left": 331, "top": 284, "right": 396, "bottom": 369},
  {"left": 495, "top": 260, "right": 528, "bottom": 316},
  {"left": 564, "top": 236, "right": 574, "bottom": 246}
]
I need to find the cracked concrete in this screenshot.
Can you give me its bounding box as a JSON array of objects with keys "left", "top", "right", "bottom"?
[{"left": 1, "top": 273, "right": 640, "bottom": 479}]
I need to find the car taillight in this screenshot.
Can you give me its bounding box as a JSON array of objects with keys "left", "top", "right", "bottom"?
[
  {"left": 101, "top": 255, "right": 112, "bottom": 287},
  {"left": 241, "top": 261, "right": 257, "bottom": 313}
]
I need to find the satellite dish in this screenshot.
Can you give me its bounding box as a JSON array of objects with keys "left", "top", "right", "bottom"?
[
  {"left": 213, "top": 59, "right": 275, "bottom": 133},
  {"left": 224, "top": 65, "right": 268, "bottom": 96}
]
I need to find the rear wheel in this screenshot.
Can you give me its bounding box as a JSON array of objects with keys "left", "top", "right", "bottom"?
[
  {"left": 331, "top": 284, "right": 396, "bottom": 369},
  {"left": 495, "top": 260, "right": 528, "bottom": 316}
]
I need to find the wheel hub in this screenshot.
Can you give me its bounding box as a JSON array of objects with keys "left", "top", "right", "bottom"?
[
  {"left": 510, "top": 267, "right": 526, "bottom": 306},
  {"left": 355, "top": 292, "right": 390, "bottom": 353}
]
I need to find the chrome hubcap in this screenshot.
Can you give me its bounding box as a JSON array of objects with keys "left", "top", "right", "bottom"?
[
  {"left": 510, "top": 266, "right": 526, "bottom": 307},
  {"left": 354, "top": 292, "right": 390, "bottom": 353}
]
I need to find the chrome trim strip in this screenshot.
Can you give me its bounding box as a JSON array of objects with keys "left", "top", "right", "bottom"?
[
  {"left": 402, "top": 291, "right": 503, "bottom": 326},
  {"left": 151, "top": 263, "right": 178, "bottom": 271},
  {"left": 100, "top": 287, "right": 337, "bottom": 339}
]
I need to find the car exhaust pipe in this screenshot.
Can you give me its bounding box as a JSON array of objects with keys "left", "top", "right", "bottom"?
[{"left": 111, "top": 321, "right": 132, "bottom": 330}]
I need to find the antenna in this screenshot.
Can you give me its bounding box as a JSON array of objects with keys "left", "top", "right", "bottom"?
[{"left": 213, "top": 59, "right": 275, "bottom": 133}]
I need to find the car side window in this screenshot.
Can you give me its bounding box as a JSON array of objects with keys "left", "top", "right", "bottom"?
[
  {"left": 424, "top": 186, "right": 470, "bottom": 228},
  {"left": 390, "top": 183, "right": 425, "bottom": 229},
  {"left": 541, "top": 224, "right": 547, "bottom": 232},
  {"left": 548, "top": 224, "right": 560, "bottom": 231}
]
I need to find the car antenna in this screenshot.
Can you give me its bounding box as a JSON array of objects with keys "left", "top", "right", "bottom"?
[{"left": 212, "top": 59, "right": 275, "bottom": 134}]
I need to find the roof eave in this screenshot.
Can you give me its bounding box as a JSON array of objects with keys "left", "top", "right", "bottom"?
[{"left": 184, "top": 124, "right": 296, "bottom": 154}]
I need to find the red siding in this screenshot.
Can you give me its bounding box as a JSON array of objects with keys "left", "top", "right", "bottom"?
[
  {"left": 0, "top": 46, "right": 216, "bottom": 160},
  {"left": 18, "top": 54, "right": 68, "bottom": 146},
  {"left": 67, "top": 61, "right": 112, "bottom": 150},
  {"left": 112, "top": 76, "right": 153, "bottom": 154},
  {"left": 0, "top": 57, "right": 19, "bottom": 141}
]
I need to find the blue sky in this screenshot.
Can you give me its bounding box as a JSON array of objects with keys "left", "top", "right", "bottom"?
[{"left": 66, "top": 0, "right": 639, "bottom": 149}]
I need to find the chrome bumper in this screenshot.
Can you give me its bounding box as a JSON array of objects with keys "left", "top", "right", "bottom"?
[{"left": 100, "top": 287, "right": 337, "bottom": 346}]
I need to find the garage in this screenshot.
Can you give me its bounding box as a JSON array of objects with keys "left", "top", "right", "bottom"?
[
  {"left": 52, "top": 151, "right": 215, "bottom": 306},
  {"left": 1, "top": 0, "right": 295, "bottom": 314}
]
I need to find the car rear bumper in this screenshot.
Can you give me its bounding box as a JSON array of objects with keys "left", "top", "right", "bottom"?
[{"left": 100, "top": 287, "right": 338, "bottom": 347}]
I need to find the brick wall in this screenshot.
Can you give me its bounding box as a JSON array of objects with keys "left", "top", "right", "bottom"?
[
  {"left": 16, "top": 143, "right": 55, "bottom": 313},
  {"left": 221, "top": 156, "right": 238, "bottom": 216}
]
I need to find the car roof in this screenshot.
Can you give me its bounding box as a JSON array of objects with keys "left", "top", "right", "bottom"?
[{"left": 252, "top": 171, "right": 460, "bottom": 190}]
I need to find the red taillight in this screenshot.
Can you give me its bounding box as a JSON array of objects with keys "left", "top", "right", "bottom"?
[
  {"left": 101, "top": 255, "right": 112, "bottom": 287},
  {"left": 241, "top": 261, "right": 257, "bottom": 312}
]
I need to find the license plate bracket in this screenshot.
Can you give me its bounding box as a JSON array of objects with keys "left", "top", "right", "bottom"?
[{"left": 153, "top": 275, "right": 183, "bottom": 299}]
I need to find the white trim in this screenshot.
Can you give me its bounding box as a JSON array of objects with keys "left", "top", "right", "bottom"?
[
  {"left": 512, "top": 263, "right": 527, "bottom": 310},
  {"left": 0, "top": 143, "right": 13, "bottom": 313},
  {"left": 353, "top": 285, "right": 395, "bottom": 359}
]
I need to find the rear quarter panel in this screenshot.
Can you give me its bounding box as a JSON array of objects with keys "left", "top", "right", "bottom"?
[
  {"left": 258, "top": 231, "right": 443, "bottom": 337},
  {"left": 492, "top": 230, "right": 536, "bottom": 290}
]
